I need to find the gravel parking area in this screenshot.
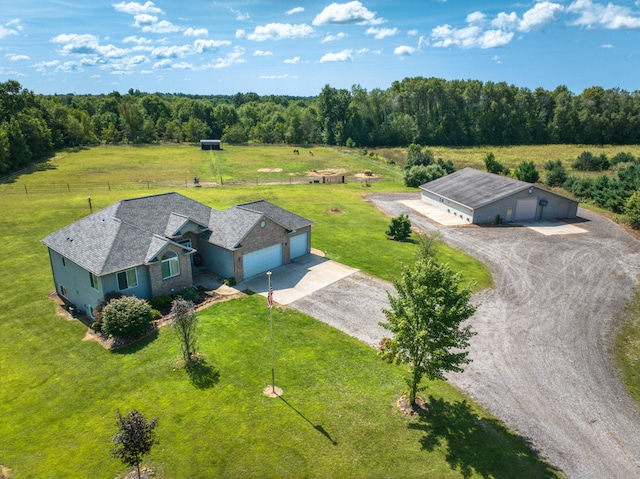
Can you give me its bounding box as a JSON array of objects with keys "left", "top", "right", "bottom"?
[{"left": 293, "top": 192, "right": 640, "bottom": 479}]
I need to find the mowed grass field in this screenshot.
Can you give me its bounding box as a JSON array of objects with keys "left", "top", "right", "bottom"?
[{"left": 0, "top": 144, "right": 573, "bottom": 479}]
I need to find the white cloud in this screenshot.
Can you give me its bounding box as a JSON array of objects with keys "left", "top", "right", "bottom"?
[
  {"left": 247, "top": 23, "right": 314, "bottom": 41},
  {"left": 193, "top": 39, "right": 231, "bottom": 53},
  {"left": 210, "top": 46, "right": 246, "bottom": 68},
  {"left": 133, "top": 13, "right": 158, "bottom": 27},
  {"left": 259, "top": 74, "right": 299, "bottom": 79},
  {"left": 393, "top": 45, "right": 416, "bottom": 57},
  {"left": 229, "top": 7, "right": 251, "bottom": 21},
  {"left": 151, "top": 44, "right": 191, "bottom": 59},
  {"left": 492, "top": 54, "right": 502, "bottom": 64},
  {"left": 253, "top": 50, "right": 273, "bottom": 56},
  {"left": 51, "top": 34, "right": 101, "bottom": 55},
  {"left": 184, "top": 27, "right": 208, "bottom": 37},
  {"left": 430, "top": 24, "right": 513, "bottom": 49},
  {"left": 568, "top": 0, "right": 640, "bottom": 29},
  {"left": 492, "top": 2, "right": 564, "bottom": 32},
  {"left": 236, "top": 29, "right": 245, "bottom": 38},
  {"left": 0, "top": 19, "right": 22, "bottom": 39},
  {"left": 394, "top": 45, "right": 415, "bottom": 56},
  {"left": 153, "top": 60, "right": 191, "bottom": 70},
  {"left": 113, "top": 1, "right": 163, "bottom": 15},
  {"left": 6, "top": 54, "right": 30, "bottom": 61},
  {"left": 466, "top": 11, "right": 487, "bottom": 26},
  {"left": 286, "top": 7, "right": 305, "bottom": 15},
  {"left": 366, "top": 27, "right": 398, "bottom": 39},
  {"left": 408, "top": 29, "right": 418, "bottom": 36},
  {"left": 153, "top": 58, "right": 172, "bottom": 69},
  {"left": 284, "top": 56, "right": 300, "bottom": 64},
  {"left": 322, "top": 32, "right": 347, "bottom": 42},
  {"left": 520, "top": 2, "right": 565, "bottom": 31},
  {"left": 319, "top": 49, "right": 353, "bottom": 62},
  {"left": 142, "top": 20, "right": 181, "bottom": 33},
  {"left": 123, "top": 35, "right": 152, "bottom": 44},
  {"left": 601, "top": 43, "right": 613, "bottom": 48},
  {"left": 313, "top": 1, "right": 384, "bottom": 26}
]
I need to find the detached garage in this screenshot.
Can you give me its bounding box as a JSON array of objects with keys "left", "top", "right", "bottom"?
[{"left": 420, "top": 167, "right": 579, "bottom": 225}]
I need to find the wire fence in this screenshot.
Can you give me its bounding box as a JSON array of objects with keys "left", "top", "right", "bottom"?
[{"left": 0, "top": 174, "right": 389, "bottom": 195}]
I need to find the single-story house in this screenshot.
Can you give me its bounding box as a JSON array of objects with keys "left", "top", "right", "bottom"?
[
  {"left": 41, "top": 192, "right": 313, "bottom": 317},
  {"left": 200, "top": 139, "right": 221, "bottom": 150},
  {"left": 420, "top": 167, "right": 579, "bottom": 225}
]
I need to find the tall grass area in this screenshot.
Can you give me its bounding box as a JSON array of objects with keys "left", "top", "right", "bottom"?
[
  {"left": 0, "top": 144, "right": 566, "bottom": 478},
  {"left": 614, "top": 289, "right": 640, "bottom": 403},
  {"left": 374, "top": 144, "right": 640, "bottom": 174}
]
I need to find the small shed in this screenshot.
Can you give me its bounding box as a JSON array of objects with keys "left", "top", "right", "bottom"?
[
  {"left": 200, "top": 139, "right": 221, "bottom": 150},
  {"left": 420, "top": 168, "right": 579, "bottom": 224}
]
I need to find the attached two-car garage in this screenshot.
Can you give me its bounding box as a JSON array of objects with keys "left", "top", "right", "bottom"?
[{"left": 241, "top": 232, "right": 310, "bottom": 279}]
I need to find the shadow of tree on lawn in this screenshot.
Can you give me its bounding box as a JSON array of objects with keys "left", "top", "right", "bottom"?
[
  {"left": 186, "top": 359, "right": 220, "bottom": 390},
  {"left": 409, "top": 396, "right": 560, "bottom": 479}
]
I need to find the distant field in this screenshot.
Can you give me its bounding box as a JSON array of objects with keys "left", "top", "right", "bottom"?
[
  {"left": 372, "top": 144, "right": 640, "bottom": 174},
  {"left": 1, "top": 144, "right": 401, "bottom": 193}
]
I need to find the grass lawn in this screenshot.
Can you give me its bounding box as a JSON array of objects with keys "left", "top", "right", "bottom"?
[
  {"left": 0, "top": 144, "right": 571, "bottom": 478},
  {"left": 614, "top": 288, "right": 640, "bottom": 403}
]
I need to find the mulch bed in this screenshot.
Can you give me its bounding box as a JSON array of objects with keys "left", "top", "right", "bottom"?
[{"left": 49, "top": 287, "right": 244, "bottom": 351}]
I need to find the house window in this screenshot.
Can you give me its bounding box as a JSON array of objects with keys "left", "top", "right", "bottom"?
[
  {"left": 89, "top": 273, "right": 100, "bottom": 291},
  {"left": 60, "top": 285, "right": 68, "bottom": 298},
  {"left": 117, "top": 268, "right": 138, "bottom": 291},
  {"left": 161, "top": 251, "right": 180, "bottom": 279}
]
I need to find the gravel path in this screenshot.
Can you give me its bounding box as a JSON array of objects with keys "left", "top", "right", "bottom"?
[{"left": 292, "top": 192, "right": 640, "bottom": 479}]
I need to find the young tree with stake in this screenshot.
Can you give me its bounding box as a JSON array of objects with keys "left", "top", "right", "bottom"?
[
  {"left": 379, "top": 258, "right": 477, "bottom": 408},
  {"left": 111, "top": 409, "right": 158, "bottom": 479}
]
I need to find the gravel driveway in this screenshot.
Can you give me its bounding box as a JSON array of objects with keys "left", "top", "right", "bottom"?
[{"left": 291, "top": 192, "right": 640, "bottom": 479}]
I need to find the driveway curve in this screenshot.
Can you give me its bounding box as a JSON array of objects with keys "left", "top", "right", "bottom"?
[{"left": 293, "top": 192, "right": 640, "bottom": 479}]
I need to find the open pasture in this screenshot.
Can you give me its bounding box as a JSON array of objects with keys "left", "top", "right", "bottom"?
[{"left": 0, "top": 144, "right": 565, "bottom": 478}]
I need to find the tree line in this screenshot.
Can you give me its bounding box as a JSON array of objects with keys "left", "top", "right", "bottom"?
[{"left": 2, "top": 77, "right": 640, "bottom": 175}]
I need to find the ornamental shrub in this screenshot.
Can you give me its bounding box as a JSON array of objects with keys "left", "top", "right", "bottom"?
[
  {"left": 102, "top": 296, "right": 153, "bottom": 338},
  {"left": 386, "top": 214, "right": 411, "bottom": 241}
]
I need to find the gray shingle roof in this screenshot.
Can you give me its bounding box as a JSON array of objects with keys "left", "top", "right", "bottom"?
[
  {"left": 42, "top": 192, "right": 313, "bottom": 276},
  {"left": 420, "top": 167, "right": 532, "bottom": 209},
  {"left": 238, "top": 200, "right": 315, "bottom": 231}
]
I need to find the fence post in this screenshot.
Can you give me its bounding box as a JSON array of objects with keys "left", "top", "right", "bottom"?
[
  {"left": 67, "top": 183, "right": 70, "bottom": 192},
  {"left": 24, "top": 184, "right": 27, "bottom": 194},
  {"left": 108, "top": 181, "right": 111, "bottom": 191},
  {"left": 147, "top": 180, "right": 150, "bottom": 189}
]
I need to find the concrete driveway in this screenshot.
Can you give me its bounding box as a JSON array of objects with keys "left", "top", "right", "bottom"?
[{"left": 237, "top": 253, "right": 358, "bottom": 305}]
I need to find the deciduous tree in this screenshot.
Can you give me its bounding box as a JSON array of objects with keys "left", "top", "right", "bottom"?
[
  {"left": 171, "top": 297, "right": 199, "bottom": 365},
  {"left": 380, "top": 259, "right": 477, "bottom": 407},
  {"left": 111, "top": 409, "right": 158, "bottom": 479}
]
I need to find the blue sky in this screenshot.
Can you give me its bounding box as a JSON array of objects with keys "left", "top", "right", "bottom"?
[{"left": 1, "top": 0, "right": 639, "bottom": 96}]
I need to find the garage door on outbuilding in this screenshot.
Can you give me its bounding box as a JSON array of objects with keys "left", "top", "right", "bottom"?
[
  {"left": 515, "top": 197, "right": 538, "bottom": 221},
  {"left": 419, "top": 167, "right": 579, "bottom": 225},
  {"left": 243, "top": 243, "right": 283, "bottom": 279}
]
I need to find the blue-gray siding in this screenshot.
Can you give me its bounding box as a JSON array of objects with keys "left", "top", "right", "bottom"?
[{"left": 198, "top": 241, "right": 234, "bottom": 279}]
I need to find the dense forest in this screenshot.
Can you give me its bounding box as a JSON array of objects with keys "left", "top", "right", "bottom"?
[{"left": 2, "top": 77, "right": 640, "bottom": 176}]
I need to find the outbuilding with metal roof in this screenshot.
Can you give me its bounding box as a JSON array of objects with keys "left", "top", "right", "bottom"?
[{"left": 419, "top": 167, "right": 579, "bottom": 225}]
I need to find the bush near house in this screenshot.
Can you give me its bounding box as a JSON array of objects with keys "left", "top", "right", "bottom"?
[{"left": 102, "top": 296, "right": 154, "bottom": 338}]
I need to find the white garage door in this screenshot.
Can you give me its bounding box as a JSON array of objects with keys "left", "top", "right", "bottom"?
[
  {"left": 515, "top": 197, "right": 538, "bottom": 221},
  {"left": 290, "top": 232, "right": 309, "bottom": 259},
  {"left": 243, "top": 244, "right": 283, "bottom": 279}
]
